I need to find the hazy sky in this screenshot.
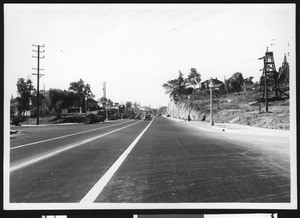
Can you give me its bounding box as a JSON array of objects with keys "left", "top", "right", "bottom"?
[{"left": 4, "top": 4, "right": 295, "bottom": 108}]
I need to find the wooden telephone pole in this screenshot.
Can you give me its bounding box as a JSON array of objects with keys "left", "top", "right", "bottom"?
[{"left": 32, "top": 44, "right": 45, "bottom": 125}]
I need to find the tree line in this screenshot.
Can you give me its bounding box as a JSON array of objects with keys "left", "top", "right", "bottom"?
[
  {"left": 10, "top": 78, "right": 137, "bottom": 118},
  {"left": 162, "top": 68, "right": 256, "bottom": 101},
  {"left": 162, "top": 68, "right": 201, "bottom": 101}
]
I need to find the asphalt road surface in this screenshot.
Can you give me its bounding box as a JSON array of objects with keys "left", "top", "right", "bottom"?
[{"left": 9, "top": 116, "right": 290, "bottom": 203}]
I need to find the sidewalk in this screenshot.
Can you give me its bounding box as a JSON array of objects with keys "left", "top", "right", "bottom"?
[
  {"left": 164, "top": 115, "right": 291, "bottom": 161},
  {"left": 11, "top": 120, "right": 117, "bottom": 128},
  {"left": 165, "top": 116, "right": 290, "bottom": 138},
  {"left": 12, "top": 122, "right": 82, "bottom": 127}
]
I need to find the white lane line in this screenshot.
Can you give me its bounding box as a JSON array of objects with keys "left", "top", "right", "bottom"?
[
  {"left": 10, "top": 121, "right": 141, "bottom": 172},
  {"left": 80, "top": 117, "right": 155, "bottom": 203},
  {"left": 11, "top": 120, "right": 133, "bottom": 150}
]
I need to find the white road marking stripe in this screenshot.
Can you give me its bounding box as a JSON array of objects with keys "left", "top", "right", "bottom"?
[
  {"left": 11, "top": 120, "right": 133, "bottom": 150},
  {"left": 80, "top": 117, "right": 155, "bottom": 203},
  {"left": 10, "top": 121, "right": 141, "bottom": 172}
]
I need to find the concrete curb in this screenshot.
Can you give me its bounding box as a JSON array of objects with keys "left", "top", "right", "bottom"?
[
  {"left": 16, "top": 123, "right": 82, "bottom": 127},
  {"left": 163, "top": 115, "right": 289, "bottom": 136},
  {"left": 164, "top": 115, "right": 224, "bottom": 131}
]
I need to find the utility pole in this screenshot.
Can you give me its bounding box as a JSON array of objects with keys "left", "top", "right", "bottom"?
[
  {"left": 103, "top": 82, "right": 109, "bottom": 121},
  {"left": 32, "top": 44, "right": 45, "bottom": 125}
]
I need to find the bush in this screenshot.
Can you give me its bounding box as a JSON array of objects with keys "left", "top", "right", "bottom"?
[{"left": 11, "top": 115, "right": 27, "bottom": 126}]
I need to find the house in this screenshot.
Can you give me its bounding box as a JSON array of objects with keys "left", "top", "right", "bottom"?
[
  {"left": 201, "top": 77, "right": 224, "bottom": 89},
  {"left": 87, "top": 98, "right": 100, "bottom": 111},
  {"left": 200, "top": 77, "right": 227, "bottom": 96}
]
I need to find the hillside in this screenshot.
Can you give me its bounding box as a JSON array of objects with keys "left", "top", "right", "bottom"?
[{"left": 166, "top": 90, "right": 290, "bottom": 130}]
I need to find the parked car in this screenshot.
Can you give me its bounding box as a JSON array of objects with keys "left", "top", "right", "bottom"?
[
  {"left": 109, "top": 115, "right": 118, "bottom": 120},
  {"left": 167, "top": 114, "right": 170, "bottom": 117},
  {"left": 97, "top": 115, "right": 105, "bottom": 122},
  {"left": 144, "top": 114, "right": 151, "bottom": 121},
  {"left": 86, "top": 114, "right": 103, "bottom": 124},
  {"left": 121, "top": 114, "right": 128, "bottom": 119},
  {"left": 135, "top": 114, "right": 141, "bottom": 120},
  {"left": 129, "top": 114, "right": 135, "bottom": 119}
]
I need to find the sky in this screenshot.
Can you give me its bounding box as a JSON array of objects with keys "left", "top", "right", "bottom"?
[{"left": 4, "top": 4, "right": 295, "bottom": 108}]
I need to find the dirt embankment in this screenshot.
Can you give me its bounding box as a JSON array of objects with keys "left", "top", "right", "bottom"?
[
  {"left": 214, "top": 102, "right": 290, "bottom": 130},
  {"left": 167, "top": 97, "right": 290, "bottom": 130}
]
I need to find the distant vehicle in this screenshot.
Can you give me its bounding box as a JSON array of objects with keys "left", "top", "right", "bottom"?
[
  {"left": 121, "top": 114, "right": 128, "bottom": 119},
  {"left": 86, "top": 114, "right": 104, "bottom": 124},
  {"left": 129, "top": 114, "right": 135, "bottom": 119},
  {"left": 97, "top": 115, "right": 105, "bottom": 122},
  {"left": 109, "top": 115, "right": 118, "bottom": 120},
  {"left": 135, "top": 114, "right": 141, "bottom": 120},
  {"left": 144, "top": 114, "right": 151, "bottom": 121},
  {"left": 167, "top": 114, "right": 170, "bottom": 117}
]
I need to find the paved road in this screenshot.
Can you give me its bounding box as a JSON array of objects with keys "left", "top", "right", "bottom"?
[{"left": 9, "top": 116, "right": 290, "bottom": 203}]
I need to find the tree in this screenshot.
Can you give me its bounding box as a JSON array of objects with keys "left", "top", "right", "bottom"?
[
  {"left": 162, "top": 78, "right": 179, "bottom": 99},
  {"left": 231, "top": 72, "right": 244, "bottom": 86},
  {"left": 48, "top": 89, "right": 65, "bottom": 115},
  {"left": 186, "top": 68, "right": 201, "bottom": 90},
  {"left": 133, "top": 102, "right": 140, "bottom": 108},
  {"left": 158, "top": 106, "right": 167, "bottom": 114},
  {"left": 69, "top": 79, "right": 94, "bottom": 113},
  {"left": 125, "top": 101, "right": 132, "bottom": 110},
  {"left": 47, "top": 89, "right": 82, "bottom": 115},
  {"left": 244, "top": 76, "right": 255, "bottom": 90},
  {"left": 107, "top": 99, "right": 113, "bottom": 107},
  {"left": 118, "top": 104, "right": 126, "bottom": 115},
  {"left": 229, "top": 80, "right": 242, "bottom": 94},
  {"left": 244, "top": 76, "right": 254, "bottom": 86},
  {"left": 16, "top": 78, "right": 34, "bottom": 115},
  {"left": 225, "top": 72, "right": 244, "bottom": 94},
  {"left": 10, "top": 96, "right": 18, "bottom": 118},
  {"left": 177, "top": 71, "right": 186, "bottom": 96},
  {"left": 162, "top": 70, "right": 186, "bottom": 100}
]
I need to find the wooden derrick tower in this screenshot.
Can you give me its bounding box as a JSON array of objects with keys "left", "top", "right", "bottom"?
[
  {"left": 278, "top": 54, "right": 290, "bottom": 97},
  {"left": 258, "top": 48, "right": 281, "bottom": 112}
]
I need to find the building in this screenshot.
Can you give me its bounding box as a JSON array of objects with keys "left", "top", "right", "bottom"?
[{"left": 200, "top": 77, "right": 227, "bottom": 96}]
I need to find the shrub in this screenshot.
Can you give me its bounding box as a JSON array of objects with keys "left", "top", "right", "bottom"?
[{"left": 11, "top": 115, "right": 27, "bottom": 126}]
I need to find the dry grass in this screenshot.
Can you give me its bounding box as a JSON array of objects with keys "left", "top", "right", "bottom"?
[{"left": 189, "top": 91, "right": 290, "bottom": 130}]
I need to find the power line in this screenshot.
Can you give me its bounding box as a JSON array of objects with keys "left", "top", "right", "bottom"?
[
  {"left": 52, "top": 9, "right": 226, "bottom": 69},
  {"left": 46, "top": 9, "right": 150, "bottom": 70},
  {"left": 59, "top": 9, "right": 147, "bottom": 48},
  {"left": 46, "top": 9, "right": 225, "bottom": 71},
  {"left": 117, "top": 9, "right": 225, "bottom": 53}
]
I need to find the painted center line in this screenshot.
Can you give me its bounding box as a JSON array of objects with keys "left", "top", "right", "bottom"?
[
  {"left": 80, "top": 117, "right": 155, "bottom": 203},
  {"left": 11, "top": 120, "right": 133, "bottom": 150},
  {"left": 10, "top": 121, "right": 141, "bottom": 172}
]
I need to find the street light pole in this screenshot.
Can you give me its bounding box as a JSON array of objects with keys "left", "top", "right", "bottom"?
[
  {"left": 106, "top": 105, "right": 109, "bottom": 121},
  {"left": 209, "top": 80, "right": 214, "bottom": 126},
  {"left": 188, "top": 95, "right": 191, "bottom": 121},
  {"left": 172, "top": 99, "right": 175, "bottom": 117},
  {"left": 85, "top": 96, "right": 88, "bottom": 123}
]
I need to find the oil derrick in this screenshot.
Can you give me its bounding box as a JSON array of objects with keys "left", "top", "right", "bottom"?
[
  {"left": 278, "top": 54, "right": 290, "bottom": 97},
  {"left": 258, "top": 48, "right": 281, "bottom": 112}
]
